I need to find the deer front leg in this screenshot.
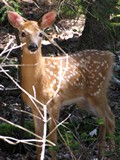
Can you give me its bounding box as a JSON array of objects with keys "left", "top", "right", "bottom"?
[
  {"left": 48, "top": 104, "right": 60, "bottom": 160},
  {"left": 31, "top": 105, "right": 44, "bottom": 160}
]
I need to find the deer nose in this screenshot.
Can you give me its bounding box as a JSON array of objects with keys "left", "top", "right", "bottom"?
[{"left": 28, "top": 43, "right": 38, "bottom": 52}]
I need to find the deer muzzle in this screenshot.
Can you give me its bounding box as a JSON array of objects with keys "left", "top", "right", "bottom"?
[{"left": 28, "top": 43, "right": 38, "bottom": 52}]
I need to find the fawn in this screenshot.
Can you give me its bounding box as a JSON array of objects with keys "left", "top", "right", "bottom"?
[{"left": 8, "top": 11, "right": 115, "bottom": 160}]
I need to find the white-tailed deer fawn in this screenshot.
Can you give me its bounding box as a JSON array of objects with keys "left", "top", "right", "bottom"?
[{"left": 8, "top": 11, "right": 115, "bottom": 160}]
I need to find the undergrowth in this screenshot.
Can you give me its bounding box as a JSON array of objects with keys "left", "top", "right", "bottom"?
[{"left": 0, "top": 113, "right": 119, "bottom": 159}]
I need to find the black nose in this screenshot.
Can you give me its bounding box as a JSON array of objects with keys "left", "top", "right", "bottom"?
[{"left": 28, "top": 43, "right": 38, "bottom": 52}]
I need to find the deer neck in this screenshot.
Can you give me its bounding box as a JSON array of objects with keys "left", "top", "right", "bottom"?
[
  {"left": 21, "top": 47, "right": 46, "bottom": 94},
  {"left": 22, "top": 46, "right": 42, "bottom": 65}
]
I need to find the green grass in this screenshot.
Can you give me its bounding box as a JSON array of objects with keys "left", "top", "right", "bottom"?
[
  {"left": 57, "top": 115, "right": 120, "bottom": 159},
  {"left": 0, "top": 117, "right": 119, "bottom": 159},
  {"left": 0, "top": 121, "right": 34, "bottom": 138}
]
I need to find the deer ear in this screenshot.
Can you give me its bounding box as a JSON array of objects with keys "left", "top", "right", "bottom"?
[
  {"left": 39, "top": 11, "right": 56, "bottom": 29},
  {"left": 8, "top": 11, "right": 24, "bottom": 29}
]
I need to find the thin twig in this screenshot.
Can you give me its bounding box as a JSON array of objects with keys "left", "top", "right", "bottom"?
[{"left": 2, "top": 0, "right": 14, "bottom": 11}]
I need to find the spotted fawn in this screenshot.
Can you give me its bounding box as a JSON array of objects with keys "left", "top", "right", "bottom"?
[{"left": 8, "top": 11, "right": 115, "bottom": 160}]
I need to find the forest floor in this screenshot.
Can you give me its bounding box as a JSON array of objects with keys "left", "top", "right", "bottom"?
[{"left": 0, "top": 1, "right": 120, "bottom": 160}]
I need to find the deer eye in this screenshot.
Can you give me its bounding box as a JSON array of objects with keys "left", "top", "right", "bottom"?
[
  {"left": 21, "top": 31, "right": 26, "bottom": 37},
  {"left": 39, "top": 32, "right": 42, "bottom": 37}
]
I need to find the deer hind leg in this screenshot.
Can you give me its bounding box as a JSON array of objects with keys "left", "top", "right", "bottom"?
[
  {"left": 98, "top": 119, "right": 107, "bottom": 160},
  {"left": 105, "top": 105, "right": 115, "bottom": 151},
  {"left": 76, "top": 97, "right": 106, "bottom": 157},
  {"left": 76, "top": 97, "right": 106, "bottom": 159},
  {"left": 88, "top": 96, "right": 111, "bottom": 160},
  {"left": 77, "top": 95, "right": 115, "bottom": 159},
  {"left": 97, "top": 105, "right": 115, "bottom": 160}
]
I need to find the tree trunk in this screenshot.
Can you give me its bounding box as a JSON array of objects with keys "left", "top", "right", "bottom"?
[{"left": 79, "top": 0, "right": 117, "bottom": 50}]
